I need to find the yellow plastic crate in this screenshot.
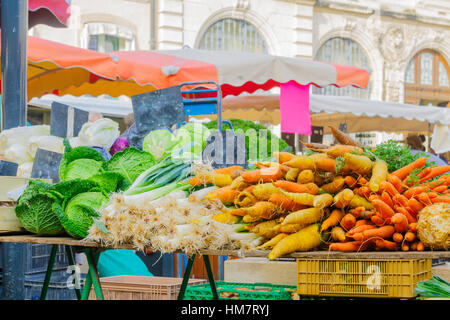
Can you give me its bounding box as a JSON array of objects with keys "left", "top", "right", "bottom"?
[{"left": 297, "top": 258, "right": 432, "bottom": 298}]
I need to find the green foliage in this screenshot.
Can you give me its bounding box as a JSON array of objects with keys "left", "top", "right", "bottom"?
[
  {"left": 204, "top": 119, "right": 290, "bottom": 161},
  {"left": 372, "top": 140, "right": 435, "bottom": 173}
]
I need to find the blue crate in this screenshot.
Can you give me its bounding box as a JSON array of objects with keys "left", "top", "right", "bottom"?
[{"left": 0, "top": 243, "right": 70, "bottom": 275}]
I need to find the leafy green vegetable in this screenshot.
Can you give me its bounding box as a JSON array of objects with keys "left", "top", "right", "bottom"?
[
  {"left": 15, "top": 180, "right": 65, "bottom": 235},
  {"left": 204, "top": 119, "right": 290, "bottom": 161},
  {"left": 59, "top": 145, "right": 106, "bottom": 181},
  {"left": 335, "top": 156, "right": 345, "bottom": 174},
  {"left": 372, "top": 140, "right": 435, "bottom": 173},
  {"left": 103, "top": 147, "right": 155, "bottom": 186},
  {"left": 414, "top": 276, "right": 450, "bottom": 298},
  {"left": 142, "top": 129, "right": 178, "bottom": 160},
  {"left": 88, "top": 171, "right": 126, "bottom": 194}
]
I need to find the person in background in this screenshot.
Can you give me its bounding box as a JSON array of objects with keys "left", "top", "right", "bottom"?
[{"left": 406, "top": 134, "right": 448, "bottom": 166}]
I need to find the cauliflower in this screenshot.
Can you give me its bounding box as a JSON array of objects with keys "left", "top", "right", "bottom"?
[{"left": 418, "top": 203, "right": 450, "bottom": 250}]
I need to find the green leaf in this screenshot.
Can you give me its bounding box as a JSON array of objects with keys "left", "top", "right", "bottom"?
[{"left": 93, "top": 218, "right": 109, "bottom": 234}]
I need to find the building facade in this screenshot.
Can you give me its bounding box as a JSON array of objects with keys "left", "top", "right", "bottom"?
[{"left": 31, "top": 0, "right": 450, "bottom": 148}]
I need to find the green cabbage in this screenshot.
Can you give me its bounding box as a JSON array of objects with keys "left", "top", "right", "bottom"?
[
  {"left": 15, "top": 180, "right": 65, "bottom": 235},
  {"left": 171, "top": 123, "right": 211, "bottom": 160},
  {"left": 142, "top": 129, "right": 177, "bottom": 160},
  {"left": 59, "top": 145, "right": 106, "bottom": 182}
]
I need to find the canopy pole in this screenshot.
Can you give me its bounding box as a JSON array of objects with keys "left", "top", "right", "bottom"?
[{"left": 1, "top": 0, "right": 28, "bottom": 300}]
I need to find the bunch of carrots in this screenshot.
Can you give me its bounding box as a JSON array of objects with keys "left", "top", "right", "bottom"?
[
  {"left": 326, "top": 157, "right": 450, "bottom": 252},
  {"left": 188, "top": 143, "right": 449, "bottom": 258}
]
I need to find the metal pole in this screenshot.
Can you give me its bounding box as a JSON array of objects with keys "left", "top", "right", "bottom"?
[{"left": 1, "top": 0, "right": 28, "bottom": 300}]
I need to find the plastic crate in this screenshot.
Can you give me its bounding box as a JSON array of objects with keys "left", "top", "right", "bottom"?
[
  {"left": 88, "top": 275, "right": 207, "bottom": 300},
  {"left": 297, "top": 258, "right": 432, "bottom": 299},
  {"left": 184, "top": 281, "right": 297, "bottom": 300}
]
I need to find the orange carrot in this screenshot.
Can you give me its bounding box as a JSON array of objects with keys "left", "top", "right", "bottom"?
[
  {"left": 410, "top": 242, "right": 418, "bottom": 251},
  {"left": 329, "top": 126, "right": 361, "bottom": 147},
  {"left": 416, "top": 192, "right": 433, "bottom": 206},
  {"left": 371, "top": 214, "right": 386, "bottom": 226},
  {"left": 214, "top": 166, "right": 244, "bottom": 175},
  {"left": 368, "top": 194, "right": 380, "bottom": 202},
  {"left": 417, "top": 242, "right": 425, "bottom": 251},
  {"left": 402, "top": 243, "right": 410, "bottom": 251},
  {"left": 320, "top": 209, "right": 344, "bottom": 232},
  {"left": 315, "top": 157, "right": 337, "bottom": 173},
  {"left": 242, "top": 166, "right": 284, "bottom": 183},
  {"left": 391, "top": 158, "right": 427, "bottom": 180},
  {"left": 388, "top": 175, "right": 405, "bottom": 193},
  {"left": 404, "top": 186, "right": 429, "bottom": 199},
  {"left": 344, "top": 176, "right": 357, "bottom": 188},
  {"left": 392, "top": 194, "right": 409, "bottom": 208},
  {"left": 431, "top": 195, "right": 450, "bottom": 204},
  {"left": 393, "top": 233, "right": 403, "bottom": 243},
  {"left": 379, "top": 181, "right": 400, "bottom": 197},
  {"left": 355, "top": 219, "right": 372, "bottom": 227},
  {"left": 407, "top": 198, "right": 425, "bottom": 215},
  {"left": 408, "top": 222, "right": 418, "bottom": 232},
  {"left": 381, "top": 191, "right": 394, "bottom": 208},
  {"left": 375, "top": 239, "right": 399, "bottom": 251},
  {"left": 329, "top": 241, "right": 364, "bottom": 252},
  {"left": 347, "top": 224, "right": 376, "bottom": 237},
  {"left": 395, "top": 206, "right": 417, "bottom": 224},
  {"left": 361, "top": 225, "right": 395, "bottom": 240},
  {"left": 391, "top": 213, "right": 408, "bottom": 233},
  {"left": 371, "top": 199, "right": 395, "bottom": 219},
  {"left": 269, "top": 193, "right": 307, "bottom": 212},
  {"left": 272, "top": 181, "right": 318, "bottom": 194},
  {"left": 340, "top": 213, "right": 356, "bottom": 231},
  {"left": 187, "top": 176, "right": 203, "bottom": 186},
  {"left": 274, "top": 152, "right": 295, "bottom": 164},
  {"left": 433, "top": 185, "right": 447, "bottom": 194},
  {"left": 404, "top": 231, "right": 416, "bottom": 242},
  {"left": 357, "top": 176, "right": 368, "bottom": 186},
  {"left": 358, "top": 186, "right": 371, "bottom": 200},
  {"left": 419, "top": 165, "right": 450, "bottom": 183},
  {"left": 348, "top": 207, "right": 364, "bottom": 219}
]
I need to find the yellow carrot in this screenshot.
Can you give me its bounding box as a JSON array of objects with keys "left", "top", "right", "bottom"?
[
  {"left": 297, "top": 169, "right": 315, "bottom": 184},
  {"left": 281, "top": 207, "right": 323, "bottom": 226},
  {"left": 343, "top": 153, "right": 373, "bottom": 175},
  {"left": 281, "top": 191, "right": 315, "bottom": 206},
  {"left": 250, "top": 219, "right": 280, "bottom": 238},
  {"left": 234, "top": 190, "right": 258, "bottom": 207},
  {"left": 333, "top": 188, "right": 355, "bottom": 208},
  {"left": 211, "top": 212, "right": 241, "bottom": 224},
  {"left": 252, "top": 183, "right": 282, "bottom": 201},
  {"left": 331, "top": 226, "right": 347, "bottom": 242},
  {"left": 243, "top": 215, "right": 263, "bottom": 223},
  {"left": 313, "top": 193, "right": 333, "bottom": 209},
  {"left": 256, "top": 233, "right": 289, "bottom": 250},
  {"left": 283, "top": 155, "right": 316, "bottom": 170},
  {"left": 238, "top": 201, "right": 279, "bottom": 220},
  {"left": 268, "top": 224, "right": 321, "bottom": 260},
  {"left": 285, "top": 167, "right": 300, "bottom": 181},
  {"left": 229, "top": 176, "right": 250, "bottom": 191},
  {"left": 369, "top": 160, "right": 388, "bottom": 192},
  {"left": 348, "top": 194, "right": 374, "bottom": 210},
  {"left": 276, "top": 223, "right": 307, "bottom": 234}
]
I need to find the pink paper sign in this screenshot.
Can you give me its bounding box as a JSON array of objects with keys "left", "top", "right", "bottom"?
[{"left": 280, "top": 81, "right": 311, "bottom": 135}]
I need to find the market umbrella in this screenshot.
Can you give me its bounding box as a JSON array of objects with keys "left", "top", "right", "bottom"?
[
  {"left": 0, "top": 0, "right": 71, "bottom": 28},
  {"left": 220, "top": 93, "right": 450, "bottom": 133}
]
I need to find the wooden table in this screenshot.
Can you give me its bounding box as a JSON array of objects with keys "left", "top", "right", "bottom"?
[{"left": 0, "top": 235, "right": 449, "bottom": 300}]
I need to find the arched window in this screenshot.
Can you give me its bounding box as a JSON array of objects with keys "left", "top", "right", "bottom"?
[
  {"left": 404, "top": 49, "right": 450, "bottom": 106},
  {"left": 83, "top": 22, "right": 135, "bottom": 53},
  {"left": 198, "top": 18, "right": 268, "bottom": 54},
  {"left": 313, "top": 37, "right": 372, "bottom": 99}
]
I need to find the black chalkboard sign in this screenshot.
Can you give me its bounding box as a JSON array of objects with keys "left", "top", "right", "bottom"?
[
  {"left": 50, "top": 102, "right": 90, "bottom": 138},
  {"left": 131, "top": 86, "right": 185, "bottom": 135},
  {"left": 30, "top": 148, "right": 63, "bottom": 183},
  {"left": 202, "top": 130, "right": 247, "bottom": 169},
  {"left": 311, "top": 126, "right": 324, "bottom": 144},
  {"left": 0, "top": 160, "right": 18, "bottom": 176}
]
